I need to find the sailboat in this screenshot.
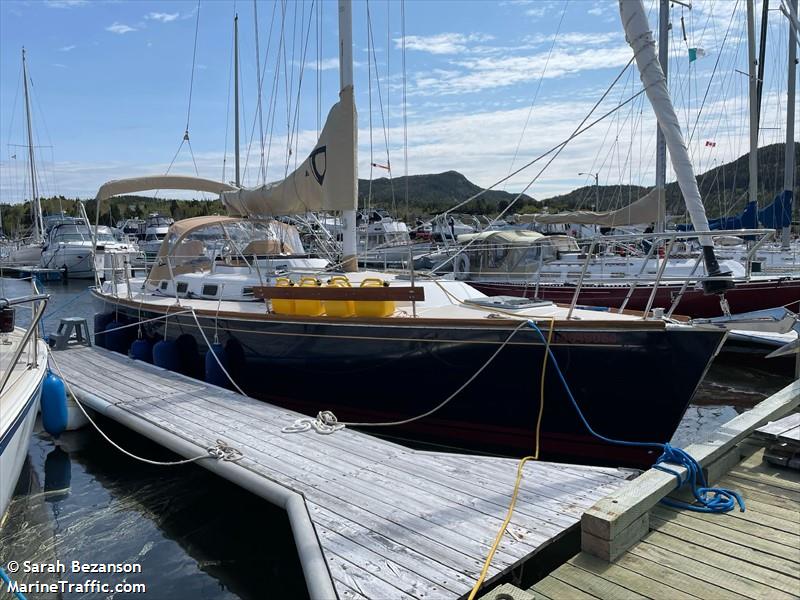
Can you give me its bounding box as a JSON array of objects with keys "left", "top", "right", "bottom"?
[
  {"left": 3, "top": 49, "right": 46, "bottom": 268},
  {"left": 436, "top": 0, "right": 799, "bottom": 319},
  {"left": 88, "top": 0, "right": 728, "bottom": 469}
]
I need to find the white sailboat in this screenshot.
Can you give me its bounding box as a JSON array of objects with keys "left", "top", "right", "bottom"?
[
  {"left": 0, "top": 291, "right": 49, "bottom": 521},
  {"left": 3, "top": 49, "right": 46, "bottom": 268},
  {"left": 82, "top": 0, "right": 732, "bottom": 469}
]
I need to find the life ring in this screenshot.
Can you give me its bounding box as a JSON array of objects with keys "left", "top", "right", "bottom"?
[{"left": 454, "top": 252, "right": 470, "bottom": 280}]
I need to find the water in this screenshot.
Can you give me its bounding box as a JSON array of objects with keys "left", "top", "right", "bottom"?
[
  {"left": 0, "top": 278, "right": 306, "bottom": 599},
  {"left": 0, "top": 277, "right": 792, "bottom": 598}
]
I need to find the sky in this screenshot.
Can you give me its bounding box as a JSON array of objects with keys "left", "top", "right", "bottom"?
[{"left": 0, "top": 0, "right": 795, "bottom": 209}]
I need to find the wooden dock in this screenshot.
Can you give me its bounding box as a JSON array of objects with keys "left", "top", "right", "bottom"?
[
  {"left": 479, "top": 383, "right": 800, "bottom": 600},
  {"left": 50, "top": 344, "right": 630, "bottom": 600}
]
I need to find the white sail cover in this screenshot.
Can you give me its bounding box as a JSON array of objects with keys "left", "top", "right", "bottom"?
[
  {"left": 524, "top": 188, "right": 660, "bottom": 226},
  {"left": 222, "top": 86, "right": 357, "bottom": 216},
  {"left": 95, "top": 175, "right": 236, "bottom": 202},
  {"left": 619, "top": 0, "right": 713, "bottom": 246}
]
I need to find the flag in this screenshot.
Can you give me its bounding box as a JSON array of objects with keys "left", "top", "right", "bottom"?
[
  {"left": 705, "top": 140, "right": 716, "bottom": 147},
  {"left": 688, "top": 47, "right": 707, "bottom": 63},
  {"left": 371, "top": 162, "right": 390, "bottom": 171}
]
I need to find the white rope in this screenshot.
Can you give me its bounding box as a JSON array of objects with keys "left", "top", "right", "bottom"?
[
  {"left": 49, "top": 351, "right": 243, "bottom": 466},
  {"left": 94, "top": 309, "right": 195, "bottom": 337},
  {"left": 281, "top": 320, "right": 530, "bottom": 434}
]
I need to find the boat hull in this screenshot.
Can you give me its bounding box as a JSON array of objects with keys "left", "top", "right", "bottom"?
[
  {"left": 0, "top": 378, "right": 44, "bottom": 521},
  {"left": 469, "top": 278, "right": 800, "bottom": 318},
  {"left": 97, "top": 297, "right": 726, "bottom": 468}
]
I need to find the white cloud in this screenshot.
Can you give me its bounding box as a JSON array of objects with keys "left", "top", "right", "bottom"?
[
  {"left": 44, "top": 0, "right": 88, "bottom": 8},
  {"left": 145, "top": 12, "right": 179, "bottom": 23},
  {"left": 398, "top": 33, "right": 494, "bottom": 55},
  {"left": 59, "top": 44, "right": 77, "bottom": 52},
  {"left": 106, "top": 22, "right": 137, "bottom": 35},
  {"left": 52, "top": 63, "right": 68, "bottom": 69},
  {"left": 410, "top": 45, "right": 633, "bottom": 95},
  {"left": 311, "top": 57, "right": 340, "bottom": 71}
]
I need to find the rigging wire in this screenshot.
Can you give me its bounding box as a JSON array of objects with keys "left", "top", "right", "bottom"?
[
  {"left": 505, "top": 0, "right": 569, "bottom": 189},
  {"left": 222, "top": 5, "right": 236, "bottom": 183},
  {"left": 401, "top": 0, "right": 409, "bottom": 223}
]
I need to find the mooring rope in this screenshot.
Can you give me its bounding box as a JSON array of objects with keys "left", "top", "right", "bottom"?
[
  {"left": 281, "top": 319, "right": 531, "bottom": 433},
  {"left": 49, "top": 352, "right": 243, "bottom": 466}
]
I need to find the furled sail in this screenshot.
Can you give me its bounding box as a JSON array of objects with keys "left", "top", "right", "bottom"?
[
  {"left": 522, "top": 188, "right": 660, "bottom": 226},
  {"left": 619, "top": 0, "right": 713, "bottom": 247},
  {"left": 222, "top": 86, "right": 357, "bottom": 216}
]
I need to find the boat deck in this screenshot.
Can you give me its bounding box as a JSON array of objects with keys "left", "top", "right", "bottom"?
[{"left": 50, "top": 344, "right": 630, "bottom": 599}]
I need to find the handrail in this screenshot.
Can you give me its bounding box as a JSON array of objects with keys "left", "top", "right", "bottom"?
[
  {"left": 617, "top": 237, "right": 659, "bottom": 313},
  {"left": 642, "top": 238, "right": 676, "bottom": 317},
  {"left": 567, "top": 240, "right": 596, "bottom": 320},
  {"left": 0, "top": 293, "right": 49, "bottom": 394},
  {"left": 665, "top": 253, "right": 704, "bottom": 319}
]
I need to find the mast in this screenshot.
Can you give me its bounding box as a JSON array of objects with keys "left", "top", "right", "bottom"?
[
  {"left": 654, "top": 0, "right": 668, "bottom": 233},
  {"left": 756, "top": 0, "right": 769, "bottom": 125},
  {"left": 338, "top": 0, "right": 358, "bottom": 272},
  {"left": 619, "top": 0, "right": 731, "bottom": 291},
  {"left": 747, "top": 0, "right": 759, "bottom": 210},
  {"left": 22, "top": 48, "right": 43, "bottom": 243},
  {"left": 783, "top": 0, "right": 798, "bottom": 248},
  {"left": 234, "top": 14, "right": 241, "bottom": 187}
]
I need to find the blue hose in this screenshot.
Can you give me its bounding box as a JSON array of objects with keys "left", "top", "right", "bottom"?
[
  {"left": 526, "top": 320, "right": 745, "bottom": 514},
  {"left": 0, "top": 566, "right": 27, "bottom": 600}
]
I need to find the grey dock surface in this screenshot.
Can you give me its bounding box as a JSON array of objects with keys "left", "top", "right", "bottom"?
[
  {"left": 51, "top": 345, "right": 630, "bottom": 600},
  {"left": 481, "top": 381, "right": 800, "bottom": 600}
]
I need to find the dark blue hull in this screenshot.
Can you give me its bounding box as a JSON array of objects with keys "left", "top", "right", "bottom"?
[{"left": 97, "top": 299, "right": 725, "bottom": 468}]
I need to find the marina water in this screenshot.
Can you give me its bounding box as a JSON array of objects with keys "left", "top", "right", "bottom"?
[{"left": 0, "top": 277, "right": 791, "bottom": 598}]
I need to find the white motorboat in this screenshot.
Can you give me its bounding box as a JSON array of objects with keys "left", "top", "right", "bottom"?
[
  {"left": 40, "top": 222, "right": 141, "bottom": 280},
  {"left": 0, "top": 292, "right": 49, "bottom": 521}
]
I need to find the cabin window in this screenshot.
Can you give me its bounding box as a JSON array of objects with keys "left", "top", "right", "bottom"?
[
  {"left": 160, "top": 280, "right": 168, "bottom": 290},
  {"left": 176, "top": 282, "right": 188, "bottom": 294},
  {"left": 202, "top": 284, "right": 219, "bottom": 297}
]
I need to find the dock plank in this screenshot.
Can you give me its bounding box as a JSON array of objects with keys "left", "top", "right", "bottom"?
[
  {"left": 550, "top": 562, "right": 648, "bottom": 600},
  {"left": 649, "top": 514, "right": 800, "bottom": 576},
  {"left": 643, "top": 530, "right": 798, "bottom": 597},
  {"left": 627, "top": 541, "right": 784, "bottom": 600},
  {"left": 569, "top": 552, "right": 701, "bottom": 600},
  {"left": 606, "top": 550, "right": 748, "bottom": 600},
  {"left": 52, "top": 345, "right": 626, "bottom": 600},
  {"left": 530, "top": 574, "right": 600, "bottom": 600},
  {"left": 650, "top": 505, "right": 800, "bottom": 564}
]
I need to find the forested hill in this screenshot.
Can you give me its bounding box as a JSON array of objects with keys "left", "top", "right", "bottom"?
[
  {"left": 537, "top": 143, "right": 799, "bottom": 218},
  {"left": 2, "top": 144, "right": 796, "bottom": 235},
  {"left": 357, "top": 170, "right": 535, "bottom": 215}
]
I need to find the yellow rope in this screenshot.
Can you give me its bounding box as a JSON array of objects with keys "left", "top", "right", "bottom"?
[{"left": 467, "top": 317, "right": 555, "bottom": 600}]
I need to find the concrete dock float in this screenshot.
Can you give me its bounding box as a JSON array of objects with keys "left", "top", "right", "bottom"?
[
  {"left": 50, "top": 344, "right": 631, "bottom": 600},
  {"left": 480, "top": 381, "right": 800, "bottom": 600}
]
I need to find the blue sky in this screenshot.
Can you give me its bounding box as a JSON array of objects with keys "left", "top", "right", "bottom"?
[{"left": 0, "top": 0, "right": 794, "bottom": 208}]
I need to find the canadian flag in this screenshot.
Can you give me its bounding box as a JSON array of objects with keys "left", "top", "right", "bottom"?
[{"left": 705, "top": 141, "right": 717, "bottom": 147}]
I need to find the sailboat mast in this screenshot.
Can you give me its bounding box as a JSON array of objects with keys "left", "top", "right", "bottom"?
[
  {"left": 756, "top": 0, "right": 769, "bottom": 125},
  {"left": 747, "top": 0, "right": 759, "bottom": 210},
  {"left": 234, "top": 14, "right": 241, "bottom": 187},
  {"left": 620, "top": 0, "right": 730, "bottom": 289},
  {"left": 339, "top": 0, "right": 358, "bottom": 272},
  {"left": 654, "top": 0, "right": 668, "bottom": 233},
  {"left": 22, "top": 48, "right": 43, "bottom": 243},
  {"left": 783, "top": 0, "right": 797, "bottom": 248}
]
